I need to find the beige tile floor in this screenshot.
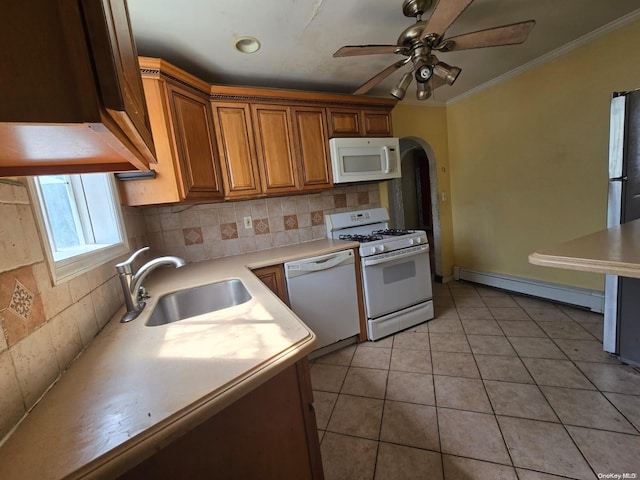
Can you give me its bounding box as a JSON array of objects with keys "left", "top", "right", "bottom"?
[{"left": 310, "top": 281, "right": 640, "bottom": 480}]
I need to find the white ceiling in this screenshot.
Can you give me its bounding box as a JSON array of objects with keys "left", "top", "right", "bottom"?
[{"left": 128, "top": 0, "right": 640, "bottom": 105}]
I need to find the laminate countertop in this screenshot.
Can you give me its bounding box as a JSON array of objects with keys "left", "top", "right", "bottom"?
[
  {"left": 529, "top": 218, "right": 640, "bottom": 278},
  {"left": 0, "top": 239, "right": 359, "bottom": 480}
]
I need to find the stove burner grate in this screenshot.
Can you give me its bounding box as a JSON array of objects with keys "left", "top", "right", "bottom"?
[
  {"left": 372, "top": 229, "right": 412, "bottom": 236},
  {"left": 339, "top": 234, "right": 383, "bottom": 243}
]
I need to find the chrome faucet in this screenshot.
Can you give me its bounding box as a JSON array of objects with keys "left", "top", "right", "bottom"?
[{"left": 116, "top": 246, "right": 186, "bottom": 323}]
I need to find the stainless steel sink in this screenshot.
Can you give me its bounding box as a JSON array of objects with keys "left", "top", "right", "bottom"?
[{"left": 146, "top": 279, "right": 252, "bottom": 326}]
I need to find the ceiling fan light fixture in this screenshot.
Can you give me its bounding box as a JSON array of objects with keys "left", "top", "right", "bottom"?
[
  {"left": 414, "top": 63, "right": 433, "bottom": 83},
  {"left": 234, "top": 36, "right": 261, "bottom": 54},
  {"left": 416, "top": 82, "right": 431, "bottom": 101},
  {"left": 390, "top": 72, "right": 413, "bottom": 100},
  {"left": 433, "top": 61, "right": 461, "bottom": 85}
]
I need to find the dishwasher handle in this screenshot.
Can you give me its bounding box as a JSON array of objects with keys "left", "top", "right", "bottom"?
[{"left": 285, "top": 250, "right": 354, "bottom": 278}]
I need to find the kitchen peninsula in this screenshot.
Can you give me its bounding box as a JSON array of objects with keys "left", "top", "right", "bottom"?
[{"left": 529, "top": 218, "right": 640, "bottom": 278}]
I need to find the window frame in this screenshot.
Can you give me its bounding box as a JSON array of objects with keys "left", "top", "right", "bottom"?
[{"left": 27, "top": 173, "right": 129, "bottom": 285}]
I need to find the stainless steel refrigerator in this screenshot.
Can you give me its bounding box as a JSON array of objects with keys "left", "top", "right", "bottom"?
[{"left": 604, "top": 89, "right": 640, "bottom": 367}]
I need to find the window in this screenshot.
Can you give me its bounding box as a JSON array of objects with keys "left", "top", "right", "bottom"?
[{"left": 29, "top": 173, "right": 129, "bottom": 284}]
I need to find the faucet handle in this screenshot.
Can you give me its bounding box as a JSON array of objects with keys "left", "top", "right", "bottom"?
[{"left": 115, "top": 246, "right": 150, "bottom": 274}]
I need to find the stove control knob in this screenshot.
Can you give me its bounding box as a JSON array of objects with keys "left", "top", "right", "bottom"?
[
  {"left": 378, "top": 245, "right": 385, "bottom": 252},
  {"left": 415, "top": 237, "right": 422, "bottom": 244},
  {"left": 370, "top": 247, "right": 377, "bottom": 254},
  {"left": 409, "top": 238, "right": 415, "bottom": 246}
]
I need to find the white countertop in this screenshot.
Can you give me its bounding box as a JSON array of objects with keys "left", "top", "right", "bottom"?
[
  {"left": 529, "top": 219, "right": 640, "bottom": 278},
  {"left": 0, "top": 239, "right": 358, "bottom": 480}
]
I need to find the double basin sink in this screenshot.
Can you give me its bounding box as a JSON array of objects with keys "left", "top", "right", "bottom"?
[{"left": 146, "top": 279, "right": 252, "bottom": 326}]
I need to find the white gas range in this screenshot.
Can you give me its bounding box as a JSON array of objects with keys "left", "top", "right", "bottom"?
[{"left": 326, "top": 208, "right": 434, "bottom": 340}]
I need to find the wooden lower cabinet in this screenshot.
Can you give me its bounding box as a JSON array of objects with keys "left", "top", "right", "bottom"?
[
  {"left": 118, "top": 359, "right": 323, "bottom": 480},
  {"left": 252, "top": 264, "right": 290, "bottom": 305}
]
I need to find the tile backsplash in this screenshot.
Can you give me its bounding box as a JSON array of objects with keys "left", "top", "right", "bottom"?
[
  {"left": 141, "top": 184, "right": 381, "bottom": 262},
  {"left": 0, "top": 180, "right": 147, "bottom": 440},
  {"left": 0, "top": 179, "right": 380, "bottom": 441}
]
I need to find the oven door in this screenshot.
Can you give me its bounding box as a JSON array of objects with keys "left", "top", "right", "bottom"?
[{"left": 361, "top": 245, "right": 432, "bottom": 319}]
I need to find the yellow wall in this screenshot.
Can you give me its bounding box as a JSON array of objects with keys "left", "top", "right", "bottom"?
[
  {"left": 447, "top": 18, "right": 640, "bottom": 290},
  {"left": 390, "top": 19, "right": 640, "bottom": 291},
  {"left": 391, "top": 105, "right": 455, "bottom": 278}
]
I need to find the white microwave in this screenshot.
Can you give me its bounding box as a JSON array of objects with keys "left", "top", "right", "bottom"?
[{"left": 329, "top": 137, "right": 401, "bottom": 183}]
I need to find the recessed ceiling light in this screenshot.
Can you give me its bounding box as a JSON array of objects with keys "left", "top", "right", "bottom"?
[{"left": 234, "top": 37, "right": 261, "bottom": 54}]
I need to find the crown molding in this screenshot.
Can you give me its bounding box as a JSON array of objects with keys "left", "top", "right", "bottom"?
[{"left": 447, "top": 8, "right": 640, "bottom": 106}]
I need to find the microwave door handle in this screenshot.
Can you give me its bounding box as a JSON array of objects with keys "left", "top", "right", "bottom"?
[{"left": 382, "top": 146, "right": 391, "bottom": 173}]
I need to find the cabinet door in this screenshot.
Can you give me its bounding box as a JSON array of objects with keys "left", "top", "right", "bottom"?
[
  {"left": 211, "top": 102, "right": 262, "bottom": 199},
  {"left": 167, "top": 84, "right": 224, "bottom": 201},
  {"left": 362, "top": 109, "right": 393, "bottom": 136},
  {"left": 118, "top": 360, "right": 323, "bottom": 480},
  {"left": 82, "top": 0, "right": 156, "bottom": 165},
  {"left": 327, "top": 108, "right": 361, "bottom": 137},
  {"left": 251, "top": 105, "right": 300, "bottom": 195},
  {"left": 292, "top": 107, "right": 332, "bottom": 191},
  {"left": 0, "top": 0, "right": 153, "bottom": 174},
  {"left": 252, "top": 265, "right": 290, "bottom": 305}
]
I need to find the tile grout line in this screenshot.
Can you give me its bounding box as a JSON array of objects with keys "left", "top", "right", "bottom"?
[
  {"left": 455, "top": 284, "right": 519, "bottom": 474},
  {"left": 314, "top": 280, "right": 640, "bottom": 478},
  {"left": 427, "top": 319, "right": 446, "bottom": 479},
  {"left": 507, "top": 296, "right": 602, "bottom": 478}
]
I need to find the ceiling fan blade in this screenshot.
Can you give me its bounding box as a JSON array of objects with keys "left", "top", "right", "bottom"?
[
  {"left": 354, "top": 58, "right": 411, "bottom": 95},
  {"left": 441, "top": 20, "right": 536, "bottom": 51},
  {"left": 421, "top": 0, "right": 474, "bottom": 40},
  {"left": 333, "top": 45, "right": 402, "bottom": 57}
]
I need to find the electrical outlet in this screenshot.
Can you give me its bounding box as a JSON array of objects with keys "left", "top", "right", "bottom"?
[{"left": 243, "top": 216, "right": 253, "bottom": 229}]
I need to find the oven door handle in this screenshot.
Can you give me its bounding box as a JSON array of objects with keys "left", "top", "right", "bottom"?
[{"left": 362, "top": 245, "right": 428, "bottom": 267}]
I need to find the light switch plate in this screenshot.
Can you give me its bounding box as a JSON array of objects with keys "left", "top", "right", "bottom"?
[{"left": 243, "top": 216, "right": 253, "bottom": 229}]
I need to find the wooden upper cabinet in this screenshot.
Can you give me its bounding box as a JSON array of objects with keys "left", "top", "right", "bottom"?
[
  {"left": 362, "top": 109, "right": 393, "bottom": 136},
  {"left": 292, "top": 107, "right": 332, "bottom": 190},
  {"left": 211, "top": 102, "right": 262, "bottom": 199},
  {"left": 327, "top": 107, "right": 393, "bottom": 138},
  {"left": 0, "top": 0, "right": 155, "bottom": 176},
  {"left": 83, "top": 0, "right": 156, "bottom": 164},
  {"left": 327, "top": 109, "right": 361, "bottom": 137},
  {"left": 119, "top": 63, "right": 224, "bottom": 206},
  {"left": 166, "top": 84, "right": 223, "bottom": 201},
  {"left": 251, "top": 105, "right": 300, "bottom": 195}
]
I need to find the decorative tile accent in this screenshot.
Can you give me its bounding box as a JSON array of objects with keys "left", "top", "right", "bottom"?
[
  {"left": 183, "top": 227, "right": 203, "bottom": 246},
  {"left": 254, "top": 219, "right": 270, "bottom": 235},
  {"left": 9, "top": 280, "right": 34, "bottom": 320},
  {"left": 0, "top": 266, "right": 46, "bottom": 346},
  {"left": 334, "top": 193, "right": 347, "bottom": 208},
  {"left": 357, "top": 191, "right": 369, "bottom": 205},
  {"left": 220, "top": 223, "right": 238, "bottom": 240},
  {"left": 284, "top": 215, "right": 298, "bottom": 230}
]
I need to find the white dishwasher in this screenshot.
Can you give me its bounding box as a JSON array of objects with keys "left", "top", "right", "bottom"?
[{"left": 285, "top": 249, "right": 360, "bottom": 352}]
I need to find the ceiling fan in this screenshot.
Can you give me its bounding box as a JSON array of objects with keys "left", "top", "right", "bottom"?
[{"left": 333, "top": 0, "right": 535, "bottom": 101}]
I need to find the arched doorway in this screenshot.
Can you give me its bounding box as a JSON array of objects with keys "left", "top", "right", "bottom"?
[{"left": 387, "top": 137, "right": 443, "bottom": 280}]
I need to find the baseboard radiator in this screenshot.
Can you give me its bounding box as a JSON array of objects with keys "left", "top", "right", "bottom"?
[{"left": 452, "top": 266, "right": 604, "bottom": 313}]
